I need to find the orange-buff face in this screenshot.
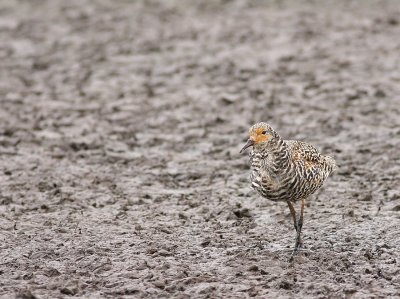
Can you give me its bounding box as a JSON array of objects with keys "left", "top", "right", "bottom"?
[
  {"left": 249, "top": 127, "right": 269, "bottom": 144},
  {"left": 240, "top": 125, "right": 270, "bottom": 153}
]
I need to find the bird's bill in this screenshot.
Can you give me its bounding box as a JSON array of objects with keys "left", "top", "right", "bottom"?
[{"left": 240, "top": 139, "right": 254, "bottom": 153}]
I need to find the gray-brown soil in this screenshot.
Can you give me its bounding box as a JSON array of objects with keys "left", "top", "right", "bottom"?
[{"left": 1, "top": 0, "right": 400, "bottom": 298}]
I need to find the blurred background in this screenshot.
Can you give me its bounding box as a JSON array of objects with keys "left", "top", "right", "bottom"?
[{"left": 0, "top": 0, "right": 399, "bottom": 298}]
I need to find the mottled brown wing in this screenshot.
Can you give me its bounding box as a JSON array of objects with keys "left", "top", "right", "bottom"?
[
  {"left": 287, "top": 140, "right": 324, "bottom": 181},
  {"left": 287, "top": 140, "right": 321, "bottom": 162}
]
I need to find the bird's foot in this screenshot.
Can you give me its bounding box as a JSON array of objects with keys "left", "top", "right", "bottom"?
[
  {"left": 288, "top": 247, "right": 299, "bottom": 262},
  {"left": 251, "top": 240, "right": 265, "bottom": 250},
  {"left": 288, "top": 237, "right": 304, "bottom": 262}
]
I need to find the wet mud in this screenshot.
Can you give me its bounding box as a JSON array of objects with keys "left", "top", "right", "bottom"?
[{"left": 0, "top": 0, "right": 399, "bottom": 298}]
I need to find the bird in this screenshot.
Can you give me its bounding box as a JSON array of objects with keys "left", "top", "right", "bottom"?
[{"left": 240, "top": 122, "right": 337, "bottom": 259}]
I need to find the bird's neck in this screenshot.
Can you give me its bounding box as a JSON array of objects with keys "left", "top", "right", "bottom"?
[
  {"left": 252, "top": 137, "right": 291, "bottom": 168},
  {"left": 269, "top": 137, "right": 290, "bottom": 161}
]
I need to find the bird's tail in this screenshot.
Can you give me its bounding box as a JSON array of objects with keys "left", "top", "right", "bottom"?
[{"left": 325, "top": 155, "right": 338, "bottom": 173}]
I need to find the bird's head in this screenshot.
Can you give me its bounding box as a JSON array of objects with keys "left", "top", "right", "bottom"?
[{"left": 240, "top": 122, "right": 277, "bottom": 153}]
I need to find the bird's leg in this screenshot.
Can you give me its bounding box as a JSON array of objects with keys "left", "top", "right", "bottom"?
[
  {"left": 289, "top": 198, "right": 305, "bottom": 261},
  {"left": 286, "top": 201, "right": 298, "bottom": 232},
  {"left": 295, "top": 198, "right": 305, "bottom": 250}
]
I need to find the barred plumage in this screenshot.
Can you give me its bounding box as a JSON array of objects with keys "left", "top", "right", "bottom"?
[{"left": 240, "top": 122, "right": 337, "bottom": 259}]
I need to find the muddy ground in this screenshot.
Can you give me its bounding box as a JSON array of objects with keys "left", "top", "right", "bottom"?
[{"left": 0, "top": 0, "right": 399, "bottom": 298}]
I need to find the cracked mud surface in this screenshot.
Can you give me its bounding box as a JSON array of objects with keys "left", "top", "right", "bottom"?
[{"left": 0, "top": 0, "right": 399, "bottom": 298}]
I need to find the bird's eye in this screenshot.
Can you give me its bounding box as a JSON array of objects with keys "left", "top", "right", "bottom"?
[{"left": 262, "top": 130, "right": 267, "bottom": 135}]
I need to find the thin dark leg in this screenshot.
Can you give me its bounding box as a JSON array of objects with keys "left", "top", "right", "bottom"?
[
  {"left": 295, "top": 198, "right": 305, "bottom": 250},
  {"left": 289, "top": 198, "right": 305, "bottom": 261},
  {"left": 287, "top": 201, "right": 298, "bottom": 232}
]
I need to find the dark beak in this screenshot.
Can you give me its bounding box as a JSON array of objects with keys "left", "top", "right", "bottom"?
[{"left": 240, "top": 139, "right": 254, "bottom": 153}]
